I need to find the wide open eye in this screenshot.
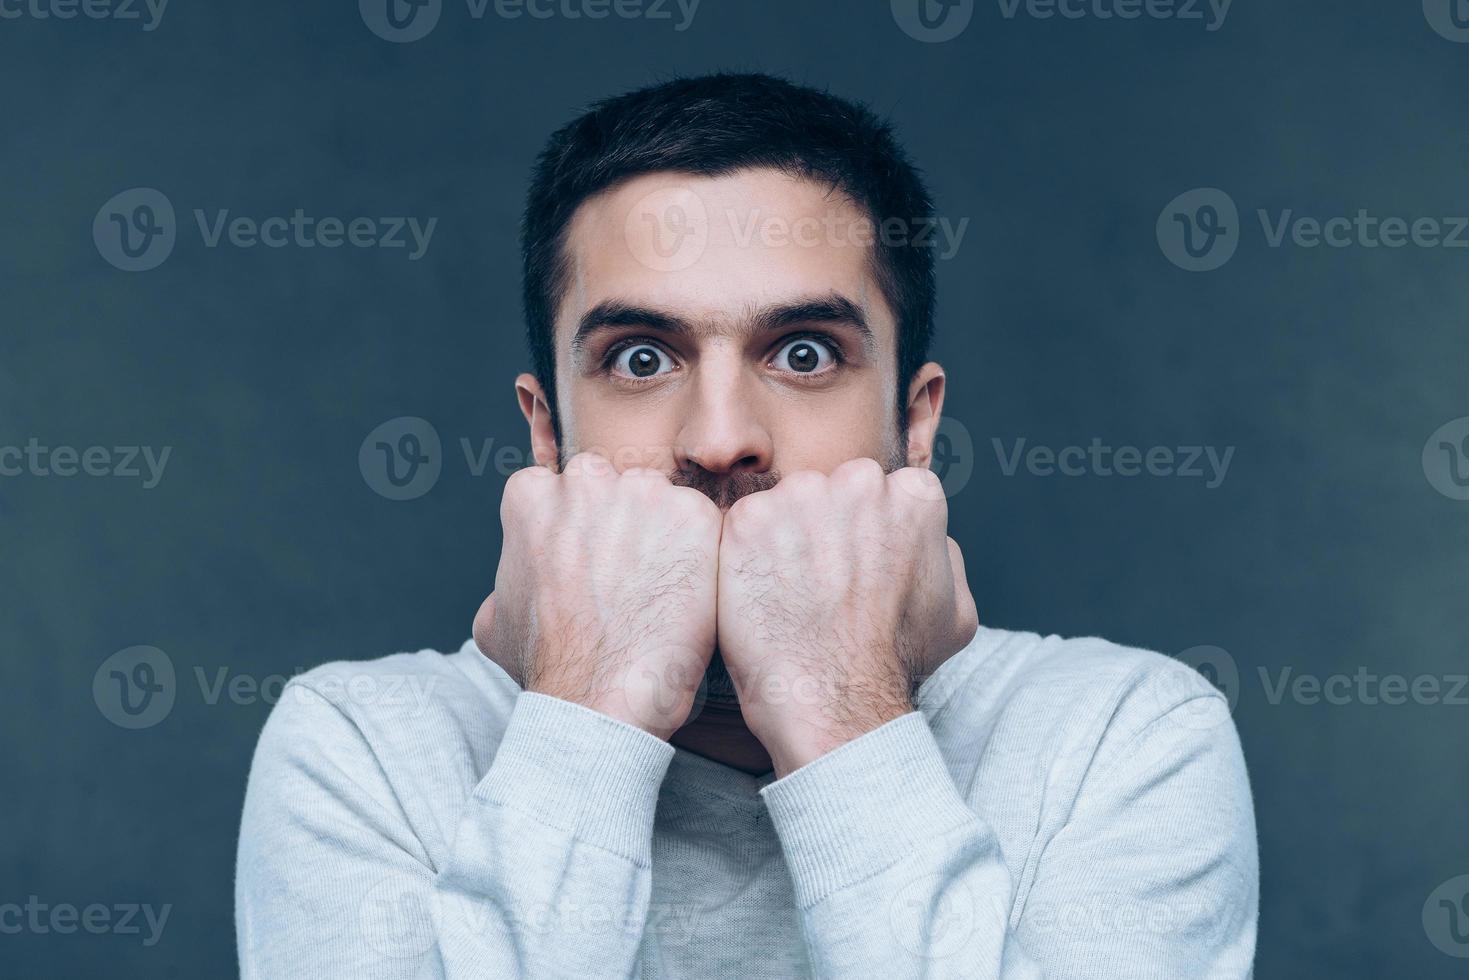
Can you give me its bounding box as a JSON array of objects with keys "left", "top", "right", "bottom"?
[
  {"left": 611, "top": 344, "right": 674, "bottom": 380},
  {"left": 771, "top": 336, "right": 838, "bottom": 374}
]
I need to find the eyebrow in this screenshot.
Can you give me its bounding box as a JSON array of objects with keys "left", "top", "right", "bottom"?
[{"left": 568, "top": 292, "right": 876, "bottom": 360}]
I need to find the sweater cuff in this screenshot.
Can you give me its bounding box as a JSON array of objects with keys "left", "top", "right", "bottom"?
[
  {"left": 759, "top": 711, "right": 977, "bottom": 908},
  {"left": 477, "top": 691, "right": 675, "bottom": 863}
]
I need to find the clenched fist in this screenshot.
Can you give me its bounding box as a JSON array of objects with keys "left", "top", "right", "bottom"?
[
  {"left": 715, "top": 458, "right": 979, "bottom": 776},
  {"left": 472, "top": 452, "right": 724, "bottom": 740}
]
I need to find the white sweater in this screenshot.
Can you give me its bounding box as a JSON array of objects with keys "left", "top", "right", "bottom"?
[{"left": 235, "top": 626, "right": 1258, "bottom": 978}]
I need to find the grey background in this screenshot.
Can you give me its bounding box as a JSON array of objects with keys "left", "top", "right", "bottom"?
[{"left": 2, "top": 0, "right": 1467, "bottom": 975}]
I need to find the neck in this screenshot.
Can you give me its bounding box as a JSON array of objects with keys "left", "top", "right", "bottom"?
[{"left": 669, "top": 701, "right": 774, "bottom": 776}]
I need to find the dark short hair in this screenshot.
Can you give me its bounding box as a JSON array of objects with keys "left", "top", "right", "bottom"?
[{"left": 520, "top": 72, "right": 937, "bottom": 441}]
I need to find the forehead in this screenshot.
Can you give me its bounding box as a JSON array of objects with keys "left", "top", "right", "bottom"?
[{"left": 554, "top": 168, "right": 895, "bottom": 350}]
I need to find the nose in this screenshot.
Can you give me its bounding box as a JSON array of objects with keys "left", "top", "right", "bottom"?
[{"left": 673, "top": 368, "right": 773, "bottom": 478}]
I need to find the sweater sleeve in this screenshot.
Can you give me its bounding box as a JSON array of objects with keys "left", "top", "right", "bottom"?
[
  {"left": 235, "top": 684, "right": 674, "bottom": 979},
  {"left": 758, "top": 674, "right": 1258, "bottom": 979}
]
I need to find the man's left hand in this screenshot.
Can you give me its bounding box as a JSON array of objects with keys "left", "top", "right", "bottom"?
[{"left": 716, "top": 457, "right": 979, "bottom": 777}]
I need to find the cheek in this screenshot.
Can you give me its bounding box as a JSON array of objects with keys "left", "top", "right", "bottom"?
[
  {"left": 563, "top": 389, "right": 684, "bottom": 469},
  {"left": 769, "top": 388, "right": 898, "bottom": 470}
]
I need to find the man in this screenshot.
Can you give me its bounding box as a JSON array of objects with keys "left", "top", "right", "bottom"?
[{"left": 236, "top": 73, "right": 1258, "bottom": 978}]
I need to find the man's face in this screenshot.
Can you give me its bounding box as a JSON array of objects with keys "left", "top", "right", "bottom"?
[
  {"left": 516, "top": 166, "right": 945, "bottom": 706},
  {"left": 542, "top": 167, "right": 924, "bottom": 501}
]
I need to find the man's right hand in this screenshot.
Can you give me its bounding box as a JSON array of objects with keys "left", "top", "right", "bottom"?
[{"left": 472, "top": 452, "right": 723, "bottom": 740}]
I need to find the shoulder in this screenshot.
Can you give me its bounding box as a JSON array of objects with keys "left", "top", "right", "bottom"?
[
  {"left": 921, "top": 626, "right": 1250, "bottom": 817},
  {"left": 922, "top": 625, "right": 1231, "bottom": 738},
  {"left": 244, "top": 639, "right": 520, "bottom": 832},
  {"left": 284, "top": 639, "right": 518, "bottom": 735}
]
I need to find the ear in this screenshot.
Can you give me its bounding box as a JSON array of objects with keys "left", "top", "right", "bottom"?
[
  {"left": 903, "top": 362, "right": 947, "bottom": 469},
  {"left": 515, "top": 372, "right": 561, "bottom": 470}
]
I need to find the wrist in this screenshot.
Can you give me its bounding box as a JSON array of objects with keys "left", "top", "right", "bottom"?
[
  {"left": 526, "top": 672, "right": 698, "bottom": 742},
  {"left": 749, "top": 695, "right": 913, "bottom": 778}
]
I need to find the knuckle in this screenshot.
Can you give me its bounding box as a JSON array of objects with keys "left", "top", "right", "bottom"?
[
  {"left": 780, "top": 470, "right": 827, "bottom": 497},
  {"left": 836, "top": 456, "right": 885, "bottom": 487},
  {"left": 502, "top": 465, "right": 553, "bottom": 512}
]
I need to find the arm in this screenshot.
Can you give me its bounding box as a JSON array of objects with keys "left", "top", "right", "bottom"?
[
  {"left": 238, "top": 453, "right": 721, "bottom": 978},
  {"left": 758, "top": 676, "right": 1257, "bottom": 978},
  {"left": 717, "top": 460, "right": 1256, "bottom": 977},
  {"left": 236, "top": 683, "right": 673, "bottom": 979}
]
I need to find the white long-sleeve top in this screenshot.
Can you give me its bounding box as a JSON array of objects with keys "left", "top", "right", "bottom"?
[{"left": 235, "top": 625, "right": 1258, "bottom": 978}]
